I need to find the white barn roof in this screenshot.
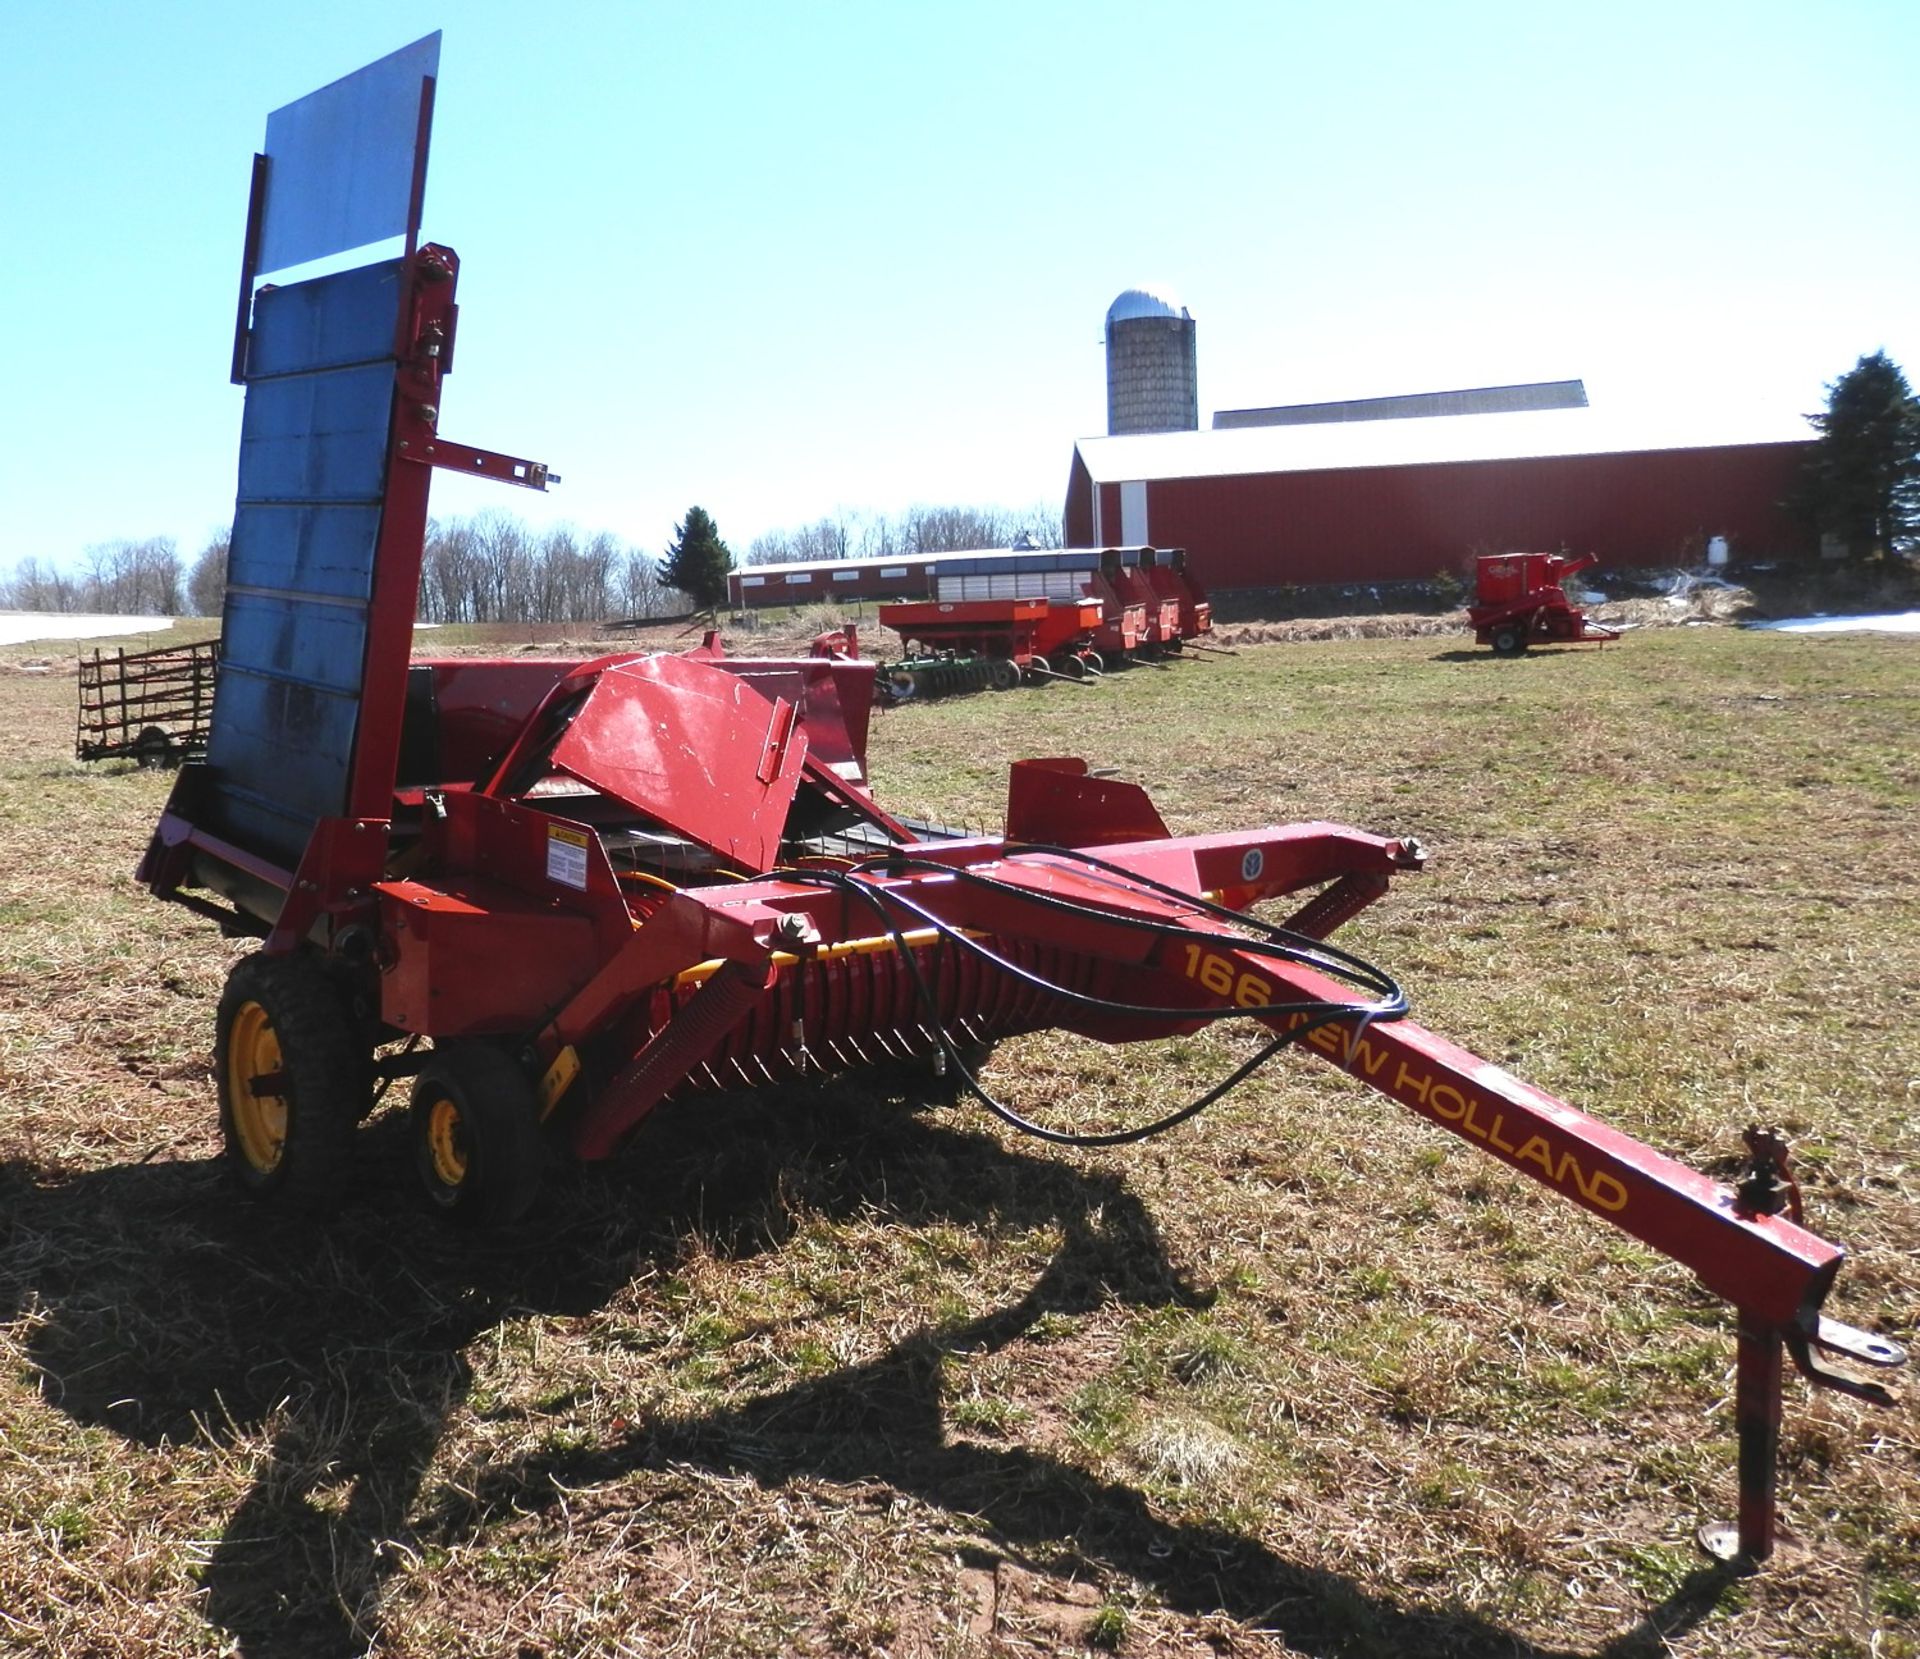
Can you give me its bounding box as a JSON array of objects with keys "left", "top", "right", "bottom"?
[
  {"left": 734, "top": 547, "right": 1123, "bottom": 582},
  {"left": 1075, "top": 406, "right": 1808, "bottom": 485}
]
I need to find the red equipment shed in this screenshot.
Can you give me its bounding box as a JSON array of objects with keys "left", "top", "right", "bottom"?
[{"left": 1064, "top": 414, "right": 1815, "bottom": 589}]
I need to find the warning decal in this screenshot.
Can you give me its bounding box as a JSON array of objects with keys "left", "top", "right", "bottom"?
[{"left": 546, "top": 824, "right": 590, "bottom": 890}]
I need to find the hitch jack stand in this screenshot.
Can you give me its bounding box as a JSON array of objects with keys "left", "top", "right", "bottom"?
[{"left": 1700, "top": 1316, "right": 1784, "bottom": 1564}]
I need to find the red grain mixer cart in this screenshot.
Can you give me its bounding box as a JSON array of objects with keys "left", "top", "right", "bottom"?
[
  {"left": 1468, "top": 551, "right": 1620, "bottom": 655},
  {"left": 1083, "top": 549, "right": 1150, "bottom": 662},
  {"left": 1140, "top": 546, "right": 1212, "bottom": 644},
  {"left": 139, "top": 37, "right": 1903, "bottom": 1570},
  {"left": 1111, "top": 555, "right": 1182, "bottom": 654}
]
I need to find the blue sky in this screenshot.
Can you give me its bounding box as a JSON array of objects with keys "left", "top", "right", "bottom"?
[{"left": 2, "top": 0, "right": 1914, "bottom": 573}]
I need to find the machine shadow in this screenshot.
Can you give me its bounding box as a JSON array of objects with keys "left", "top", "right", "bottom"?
[
  {"left": 3, "top": 1082, "right": 1737, "bottom": 1659},
  {"left": 1429, "top": 647, "right": 1591, "bottom": 663}
]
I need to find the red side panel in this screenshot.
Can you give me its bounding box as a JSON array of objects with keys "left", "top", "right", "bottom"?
[
  {"left": 415, "top": 658, "right": 581, "bottom": 781},
  {"left": 376, "top": 876, "right": 598, "bottom": 1033},
  {"left": 547, "top": 654, "right": 809, "bottom": 874},
  {"left": 1005, "top": 758, "right": 1171, "bottom": 845},
  {"left": 1031, "top": 599, "right": 1106, "bottom": 655},
  {"left": 880, "top": 599, "right": 1049, "bottom": 631},
  {"left": 703, "top": 656, "right": 878, "bottom": 788}
]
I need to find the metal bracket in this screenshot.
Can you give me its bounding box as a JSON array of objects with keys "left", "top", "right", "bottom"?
[
  {"left": 1787, "top": 1315, "right": 1905, "bottom": 1406},
  {"left": 398, "top": 435, "right": 559, "bottom": 491}
]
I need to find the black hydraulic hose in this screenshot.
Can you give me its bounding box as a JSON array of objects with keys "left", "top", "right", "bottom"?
[
  {"left": 832, "top": 868, "right": 1399, "bottom": 1024},
  {"left": 851, "top": 843, "right": 1405, "bottom": 1002},
  {"left": 777, "top": 845, "right": 1408, "bottom": 1148}
]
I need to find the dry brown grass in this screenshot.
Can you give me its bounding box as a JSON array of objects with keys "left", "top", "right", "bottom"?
[{"left": 1, "top": 619, "right": 1916, "bottom": 1657}]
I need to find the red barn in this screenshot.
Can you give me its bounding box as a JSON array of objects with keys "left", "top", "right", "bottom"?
[{"left": 1064, "top": 412, "right": 1814, "bottom": 588}]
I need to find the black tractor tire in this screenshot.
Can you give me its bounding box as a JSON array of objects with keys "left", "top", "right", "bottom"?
[
  {"left": 985, "top": 656, "right": 1021, "bottom": 692},
  {"left": 411, "top": 1043, "right": 546, "bottom": 1226},
  {"left": 1490, "top": 626, "right": 1529, "bottom": 656},
  {"left": 216, "top": 950, "right": 367, "bottom": 1209}
]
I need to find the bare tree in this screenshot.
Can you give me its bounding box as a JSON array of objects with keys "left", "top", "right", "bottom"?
[
  {"left": 473, "top": 512, "right": 534, "bottom": 622},
  {"left": 1, "top": 557, "right": 78, "bottom": 612},
  {"left": 73, "top": 538, "right": 183, "bottom": 614},
  {"left": 188, "top": 527, "right": 231, "bottom": 617},
  {"left": 418, "top": 514, "right": 647, "bottom": 623},
  {"left": 578, "top": 531, "right": 620, "bottom": 620},
  {"left": 747, "top": 514, "right": 851, "bottom": 566},
  {"left": 1004, "top": 501, "right": 1064, "bottom": 549},
  {"left": 618, "top": 547, "right": 673, "bottom": 618},
  {"left": 747, "top": 502, "right": 1064, "bottom": 565},
  {"left": 421, "top": 518, "right": 479, "bottom": 623},
  {"left": 746, "top": 528, "right": 796, "bottom": 566}
]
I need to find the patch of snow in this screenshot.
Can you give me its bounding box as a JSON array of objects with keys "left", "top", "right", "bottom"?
[
  {"left": 0, "top": 612, "right": 176, "bottom": 646},
  {"left": 1753, "top": 611, "right": 1920, "bottom": 634}
]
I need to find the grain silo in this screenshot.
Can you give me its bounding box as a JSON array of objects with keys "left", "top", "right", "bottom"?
[{"left": 1105, "top": 285, "right": 1197, "bottom": 435}]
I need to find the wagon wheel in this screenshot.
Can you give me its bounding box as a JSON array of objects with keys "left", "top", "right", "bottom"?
[
  {"left": 131, "top": 725, "right": 175, "bottom": 768},
  {"left": 410, "top": 1043, "right": 545, "bottom": 1226},
  {"left": 985, "top": 657, "right": 1021, "bottom": 691},
  {"left": 216, "top": 951, "right": 366, "bottom": 1207},
  {"left": 1490, "top": 625, "right": 1528, "bottom": 656}
]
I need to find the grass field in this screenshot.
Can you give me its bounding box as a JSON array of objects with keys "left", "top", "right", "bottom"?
[{"left": 1, "top": 623, "right": 1916, "bottom": 1658}]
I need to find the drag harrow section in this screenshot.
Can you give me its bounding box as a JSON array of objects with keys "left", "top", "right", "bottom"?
[
  {"left": 883, "top": 653, "right": 1010, "bottom": 701},
  {"left": 875, "top": 597, "right": 1067, "bottom": 700}
]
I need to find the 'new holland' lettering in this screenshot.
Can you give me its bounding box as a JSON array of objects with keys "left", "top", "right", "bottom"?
[{"left": 1287, "top": 1013, "right": 1630, "bottom": 1214}]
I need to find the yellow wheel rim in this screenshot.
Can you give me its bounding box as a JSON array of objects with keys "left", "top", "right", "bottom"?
[
  {"left": 425, "top": 1095, "right": 469, "bottom": 1187},
  {"left": 227, "top": 1000, "right": 287, "bottom": 1174}
]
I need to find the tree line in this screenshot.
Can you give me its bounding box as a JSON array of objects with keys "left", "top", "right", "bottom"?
[
  {"left": 1, "top": 499, "right": 1072, "bottom": 622},
  {"left": 415, "top": 514, "right": 677, "bottom": 624},
  {"left": 744, "top": 502, "right": 1063, "bottom": 567},
  {"left": 1, "top": 536, "right": 200, "bottom": 617},
  {"left": 0, "top": 516, "right": 686, "bottom": 624}
]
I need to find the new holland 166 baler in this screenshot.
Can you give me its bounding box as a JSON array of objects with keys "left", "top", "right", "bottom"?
[{"left": 142, "top": 35, "right": 1901, "bottom": 1568}]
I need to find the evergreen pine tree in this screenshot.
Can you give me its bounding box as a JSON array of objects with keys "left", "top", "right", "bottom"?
[
  {"left": 660, "top": 506, "right": 735, "bottom": 609},
  {"left": 1795, "top": 351, "right": 1920, "bottom": 557}
]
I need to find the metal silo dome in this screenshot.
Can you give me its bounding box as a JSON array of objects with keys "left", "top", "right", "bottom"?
[
  {"left": 1105, "top": 284, "right": 1197, "bottom": 435},
  {"left": 1106, "top": 285, "right": 1191, "bottom": 328}
]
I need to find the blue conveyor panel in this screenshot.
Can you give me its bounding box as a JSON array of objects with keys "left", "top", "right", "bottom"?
[{"left": 204, "top": 262, "right": 401, "bottom": 866}]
